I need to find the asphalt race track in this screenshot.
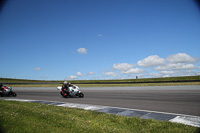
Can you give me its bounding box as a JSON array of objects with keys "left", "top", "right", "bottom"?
[{"left": 1, "top": 85, "right": 200, "bottom": 116}]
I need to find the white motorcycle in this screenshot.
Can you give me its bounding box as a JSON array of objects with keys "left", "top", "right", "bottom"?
[
  {"left": 0, "top": 85, "right": 17, "bottom": 97},
  {"left": 57, "top": 85, "right": 84, "bottom": 98}
]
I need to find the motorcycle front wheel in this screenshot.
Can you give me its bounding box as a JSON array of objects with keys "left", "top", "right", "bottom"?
[
  {"left": 79, "top": 93, "right": 84, "bottom": 98},
  {"left": 12, "top": 92, "right": 17, "bottom": 97}
]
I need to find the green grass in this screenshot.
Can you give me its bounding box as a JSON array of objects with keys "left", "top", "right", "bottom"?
[
  {"left": 1, "top": 76, "right": 200, "bottom": 87},
  {"left": 74, "top": 82, "right": 200, "bottom": 87},
  {"left": 1, "top": 76, "right": 200, "bottom": 83},
  {"left": 0, "top": 78, "right": 61, "bottom": 83},
  {"left": 71, "top": 75, "right": 200, "bottom": 83},
  {"left": 4, "top": 82, "right": 200, "bottom": 87},
  {"left": 0, "top": 100, "right": 199, "bottom": 133}
]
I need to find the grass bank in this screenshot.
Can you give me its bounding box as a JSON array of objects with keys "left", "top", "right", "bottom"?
[
  {"left": 0, "top": 100, "right": 199, "bottom": 133},
  {"left": 1, "top": 76, "right": 200, "bottom": 87},
  {"left": 4, "top": 82, "right": 200, "bottom": 87}
]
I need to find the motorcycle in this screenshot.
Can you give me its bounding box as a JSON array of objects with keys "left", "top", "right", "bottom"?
[
  {"left": 0, "top": 85, "right": 17, "bottom": 97},
  {"left": 57, "top": 85, "right": 84, "bottom": 98}
]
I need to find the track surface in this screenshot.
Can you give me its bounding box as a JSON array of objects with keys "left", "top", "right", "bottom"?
[{"left": 2, "top": 86, "right": 200, "bottom": 116}]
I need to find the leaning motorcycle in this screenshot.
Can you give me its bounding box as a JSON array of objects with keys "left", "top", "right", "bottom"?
[
  {"left": 0, "top": 86, "right": 17, "bottom": 97},
  {"left": 57, "top": 85, "right": 84, "bottom": 98}
]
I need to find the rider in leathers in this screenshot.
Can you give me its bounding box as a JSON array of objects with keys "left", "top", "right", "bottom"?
[
  {"left": 0, "top": 83, "right": 5, "bottom": 95},
  {"left": 62, "top": 81, "right": 73, "bottom": 92}
]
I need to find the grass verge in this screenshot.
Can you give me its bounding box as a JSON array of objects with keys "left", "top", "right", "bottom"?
[
  {"left": 0, "top": 100, "right": 199, "bottom": 133},
  {"left": 6, "top": 82, "right": 200, "bottom": 87},
  {"left": 1, "top": 76, "right": 200, "bottom": 87}
]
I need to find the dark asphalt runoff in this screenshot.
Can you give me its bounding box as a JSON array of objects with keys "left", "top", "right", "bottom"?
[{"left": 2, "top": 85, "right": 200, "bottom": 116}]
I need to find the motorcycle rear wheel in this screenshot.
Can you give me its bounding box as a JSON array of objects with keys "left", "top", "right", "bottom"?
[{"left": 61, "top": 92, "right": 68, "bottom": 98}]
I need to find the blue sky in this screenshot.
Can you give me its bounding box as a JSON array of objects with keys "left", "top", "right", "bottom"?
[{"left": 0, "top": 0, "right": 200, "bottom": 80}]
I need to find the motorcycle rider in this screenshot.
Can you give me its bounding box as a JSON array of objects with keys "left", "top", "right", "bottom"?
[
  {"left": 0, "top": 83, "right": 3, "bottom": 91},
  {"left": 0, "top": 83, "right": 3, "bottom": 88},
  {"left": 62, "top": 81, "right": 74, "bottom": 92},
  {"left": 0, "top": 83, "right": 5, "bottom": 91},
  {"left": 62, "top": 81, "right": 73, "bottom": 88},
  {"left": 59, "top": 81, "right": 84, "bottom": 98},
  {"left": 0, "top": 83, "right": 5, "bottom": 95}
]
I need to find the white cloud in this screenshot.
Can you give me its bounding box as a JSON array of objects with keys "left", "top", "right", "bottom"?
[
  {"left": 121, "top": 68, "right": 145, "bottom": 74},
  {"left": 175, "top": 70, "right": 200, "bottom": 76},
  {"left": 40, "top": 76, "right": 47, "bottom": 79},
  {"left": 66, "top": 75, "right": 77, "bottom": 80},
  {"left": 76, "top": 72, "right": 83, "bottom": 76},
  {"left": 149, "top": 73, "right": 162, "bottom": 78},
  {"left": 155, "top": 63, "right": 197, "bottom": 71},
  {"left": 97, "top": 34, "right": 103, "bottom": 37},
  {"left": 175, "top": 64, "right": 197, "bottom": 70},
  {"left": 113, "top": 63, "right": 134, "bottom": 71},
  {"left": 137, "top": 55, "right": 165, "bottom": 68},
  {"left": 160, "top": 70, "right": 174, "bottom": 75},
  {"left": 154, "top": 65, "right": 168, "bottom": 71},
  {"left": 88, "top": 72, "right": 94, "bottom": 75},
  {"left": 77, "top": 48, "right": 87, "bottom": 54},
  {"left": 34, "top": 67, "right": 41, "bottom": 71},
  {"left": 102, "top": 72, "right": 117, "bottom": 76},
  {"left": 162, "top": 75, "right": 170, "bottom": 77},
  {"left": 76, "top": 71, "right": 95, "bottom": 77},
  {"left": 166, "top": 53, "right": 198, "bottom": 63}
]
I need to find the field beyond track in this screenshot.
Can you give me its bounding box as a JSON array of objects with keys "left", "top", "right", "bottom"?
[{"left": 0, "top": 76, "right": 200, "bottom": 87}]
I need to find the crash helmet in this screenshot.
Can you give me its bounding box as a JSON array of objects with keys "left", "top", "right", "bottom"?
[{"left": 64, "top": 81, "right": 68, "bottom": 85}]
